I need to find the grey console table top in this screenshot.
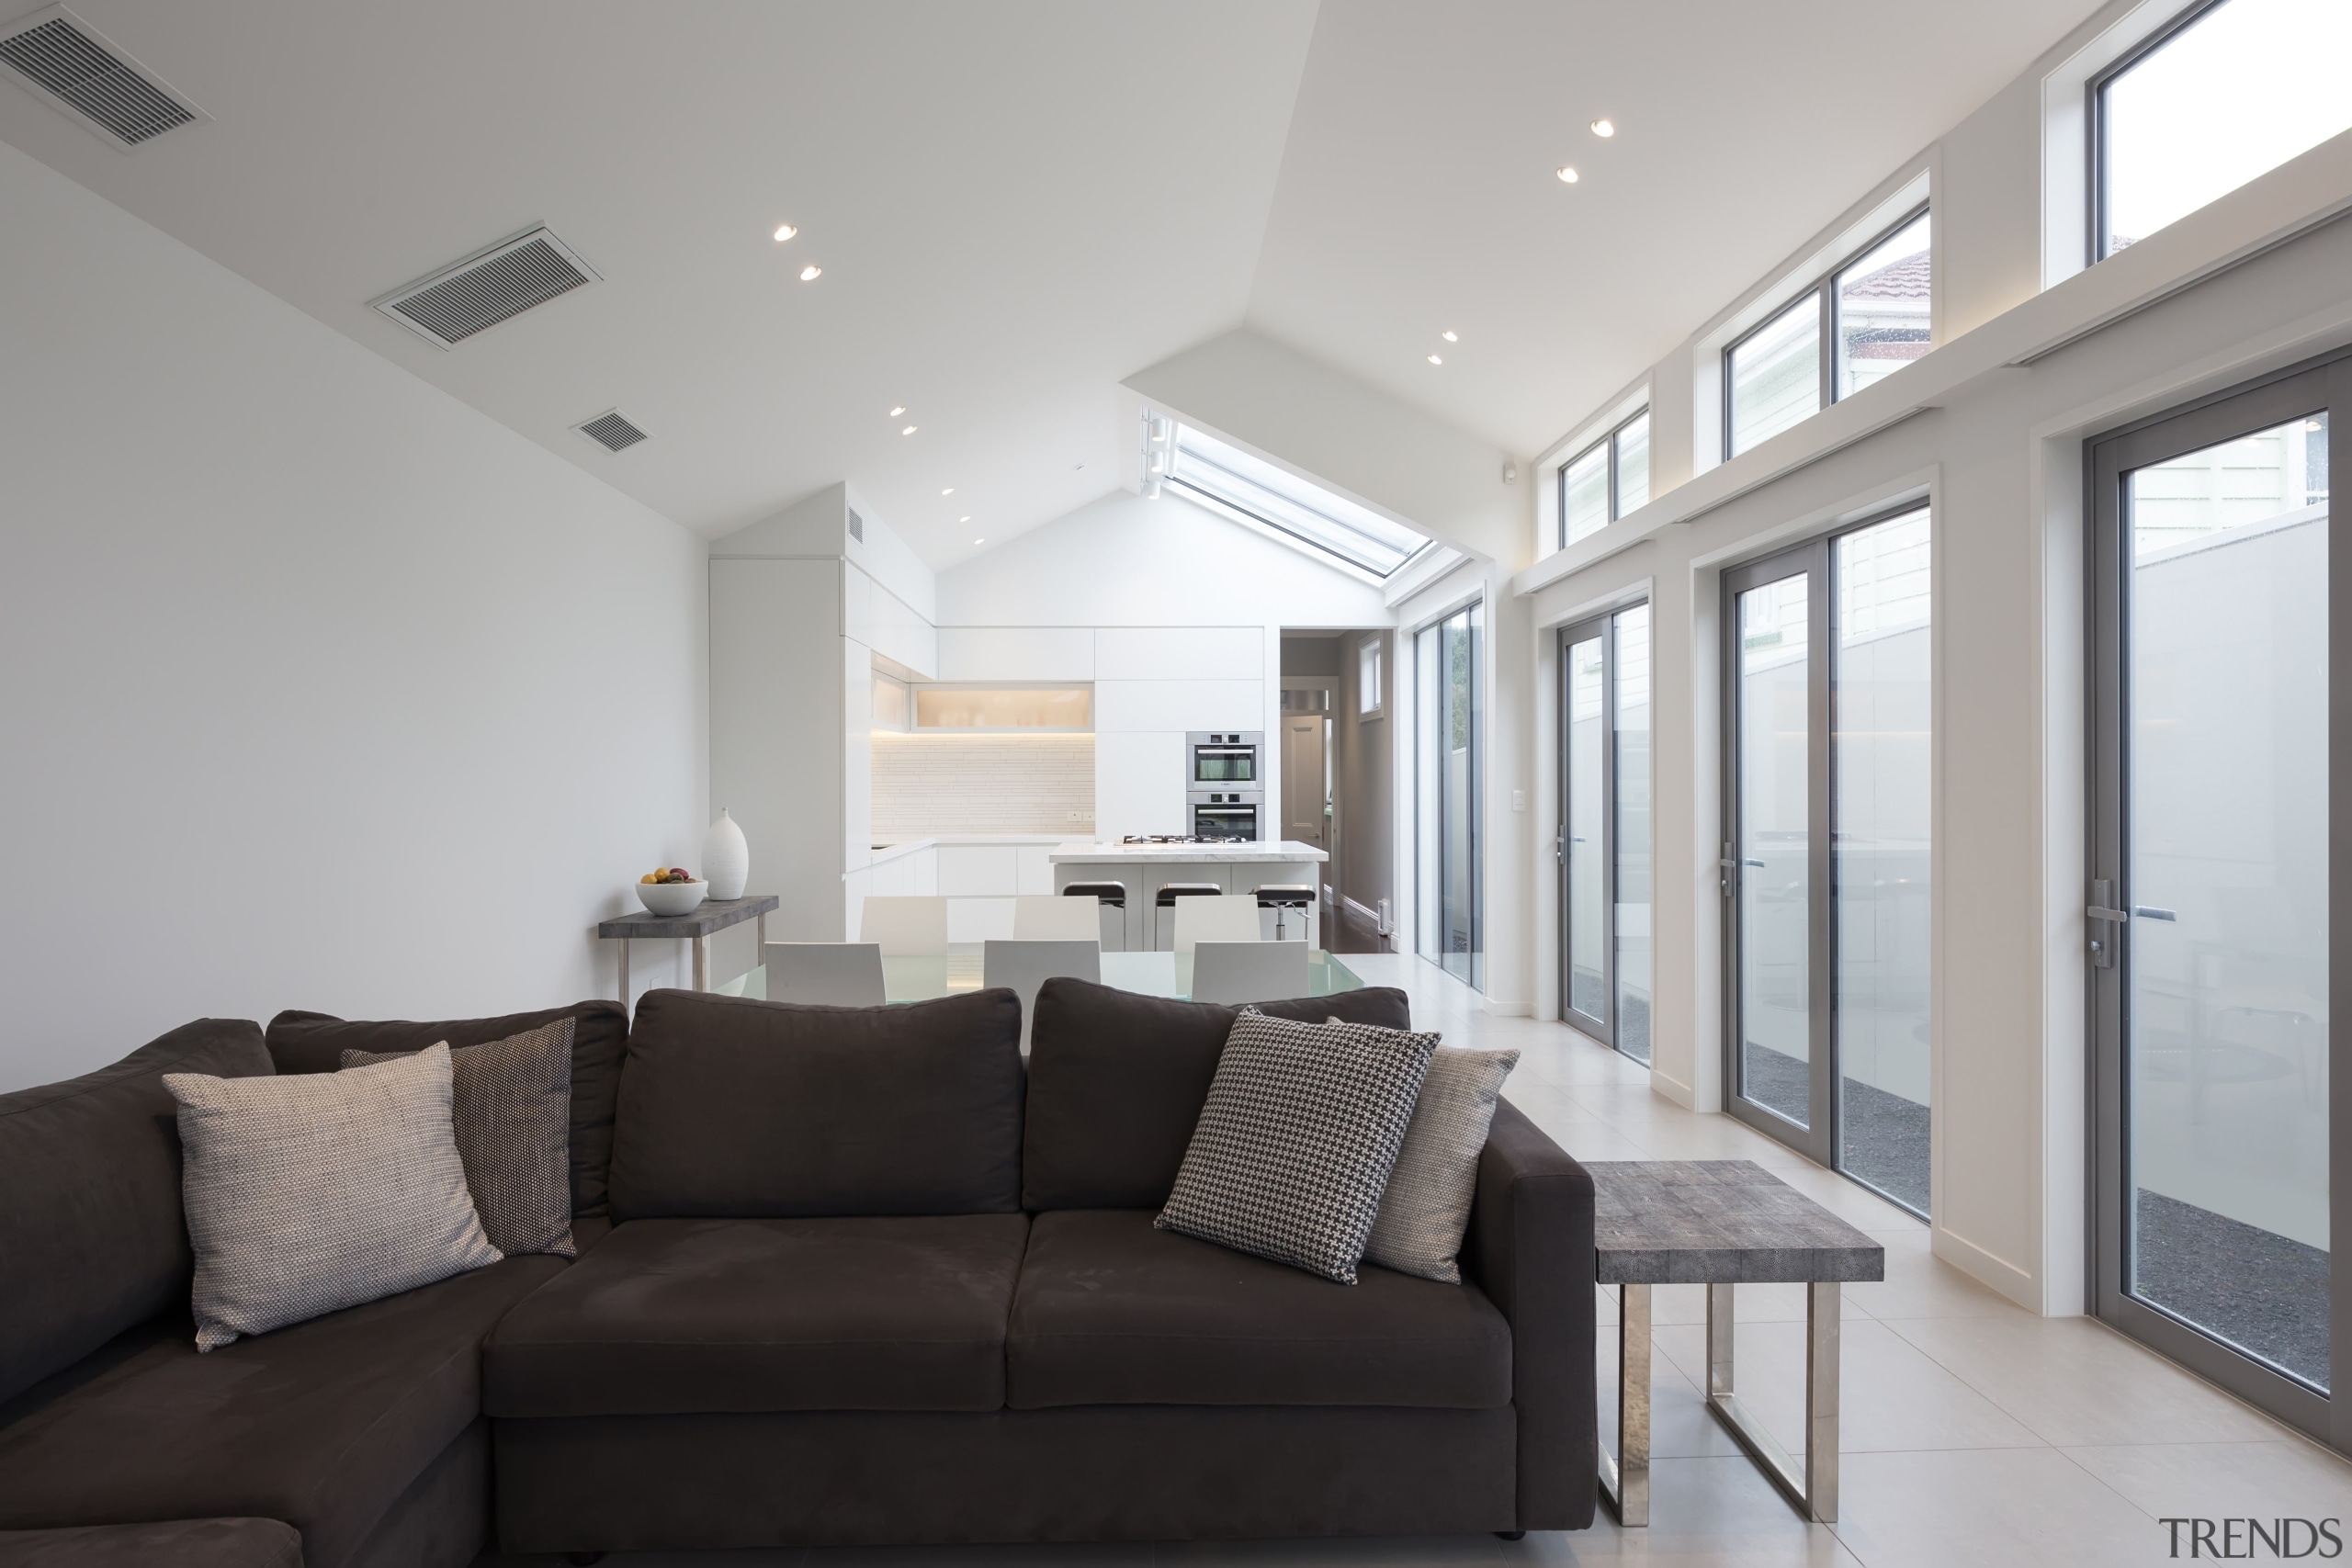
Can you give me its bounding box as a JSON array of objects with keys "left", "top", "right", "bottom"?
[
  {"left": 596, "top": 894, "right": 780, "bottom": 941},
  {"left": 1589, "top": 1159, "right": 1885, "bottom": 1285}
]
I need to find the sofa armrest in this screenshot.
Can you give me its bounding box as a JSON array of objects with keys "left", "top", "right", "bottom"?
[{"left": 1464, "top": 1096, "right": 1596, "bottom": 1532}]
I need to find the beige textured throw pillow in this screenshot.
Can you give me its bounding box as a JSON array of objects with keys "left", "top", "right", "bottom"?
[
  {"left": 1362, "top": 1041, "right": 1521, "bottom": 1283},
  {"left": 166, "top": 1043, "right": 503, "bottom": 1350},
  {"left": 342, "top": 1018, "right": 576, "bottom": 1258}
]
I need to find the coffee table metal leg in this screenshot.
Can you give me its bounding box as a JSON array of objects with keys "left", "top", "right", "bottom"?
[
  {"left": 616, "top": 940, "right": 629, "bottom": 1011},
  {"left": 1597, "top": 1281, "right": 1650, "bottom": 1527},
  {"left": 1702, "top": 1279, "right": 1842, "bottom": 1523},
  {"left": 1806, "top": 1279, "right": 1841, "bottom": 1521}
]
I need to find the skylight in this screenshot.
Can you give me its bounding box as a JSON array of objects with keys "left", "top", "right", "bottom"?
[{"left": 1166, "top": 424, "right": 1432, "bottom": 579}]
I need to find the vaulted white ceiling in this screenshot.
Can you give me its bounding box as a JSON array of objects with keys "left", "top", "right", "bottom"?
[{"left": 0, "top": 0, "right": 2098, "bottom": 566}]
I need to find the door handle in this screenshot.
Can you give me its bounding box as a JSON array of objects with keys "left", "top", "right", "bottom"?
[
  {"left": 2132, "top": 906, "right": 2177, "bottom": 921},
  {"left": 2087, "top": 879, "right": 2125, "bottom": 968}
]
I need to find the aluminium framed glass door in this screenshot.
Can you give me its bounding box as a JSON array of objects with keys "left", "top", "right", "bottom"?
[
  {"left": 1416, "top": 602, "right": 1484, "bottom": 990},
  {"left": 1722, "top": 507, "right": 1934, "bottom": 1212},
  {"left": 1560, "top": 604, "right": 1653, "bottom": 1063},
  {"left": 2088, "top": 351, "right": 2346, "bottom": 1447}
]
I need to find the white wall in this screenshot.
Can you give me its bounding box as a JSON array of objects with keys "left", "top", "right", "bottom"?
[
  {"left": 1513, "top": 0, "right": 2352, "bottom": 1314},
  {"left": 934, "top": 489, "right": 1392, "bottom": 839},
  {"left": 0, "top": 142, "right": 707, "bottom": 1090}
]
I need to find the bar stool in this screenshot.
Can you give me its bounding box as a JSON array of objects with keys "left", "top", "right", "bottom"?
[
  {"left": 1154, "top": 882, "right": 1221, "bottom": 951},
  {"left": 1254, "top": 884, "right": 1316, "bottom": 942},
  {"left": 1064, "top": 882, "right": 1127, "bottom": 952}
]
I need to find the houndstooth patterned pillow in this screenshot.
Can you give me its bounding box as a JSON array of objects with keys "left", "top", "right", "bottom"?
[
  {"left": 1363, "top": 1042, "right": 1520, "bottom": 1282},
  {"left": 343, "top": 1018, "right": 576, "bottom": 1258},
  {"left": 167, "top": 1043, "right": 503, "bottom": 1350},
  {"left": 1156, "top": 1008, "right": 1439, "bottom": 1283}
]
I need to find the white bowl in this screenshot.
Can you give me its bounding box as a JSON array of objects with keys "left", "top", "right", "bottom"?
[{"left": 635, "top": 878, "right": 708, "bottom": 917}]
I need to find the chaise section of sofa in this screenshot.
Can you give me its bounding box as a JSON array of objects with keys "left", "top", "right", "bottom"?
[{"left": 0, "top": 1003, "right": 625, "bottom": 1568}]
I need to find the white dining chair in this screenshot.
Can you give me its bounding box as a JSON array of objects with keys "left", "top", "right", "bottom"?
[
  {"left": 763, "top": 942, "right": 887, "bottom": 1007},
  {"left": 859, "top": 895, "right": 949, "bottom": 955},
  {"left": 1012, "top": 895, "right": 1102, "bottom": 942},
  {"left": 1172, "top": 893, "right": 1263, "bottom": 953},
  {"left": 982, "top": 939, "right": 1102, "bottom": 1051},
  {"left": 1191, "top": 940, "right": 1311, "bottom": 1005}
]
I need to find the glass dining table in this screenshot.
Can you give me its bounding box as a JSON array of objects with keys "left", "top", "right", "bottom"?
[{"left": 719, "top": 947, "right": 1365, "bottom": 1004}]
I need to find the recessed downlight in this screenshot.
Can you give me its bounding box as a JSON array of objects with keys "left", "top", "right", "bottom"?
[
  {"left": 959, "top": 514, "right": 971, "bottom": 523},
  {"left": 1428, "top": 354, "right": 1443, "bottom": 366},
  {"left": 889, "top": 405, "right": 906, "bottom": 417},
  {"left": 1590, "top": 118, "right": 1615, "bottom": 138},
  {"left": 974, "top": 537, "right": 985, "bottom": 545},
  {"left": 773, "top": 223, "right": 797, "bottom": 242},
  {"left": 1555, "top": 165, "right": 1579, "bottom": 184},
  {"left": 1442, "top": 330, "right": 1458, "bottom": 343},
  {"left": 900, "top": 424, "right": 917, "bottom": 435},
  {"left": 798, "top": 265, "right": 822, "bottom": 281},
  {"left": 941, "top": 488, "right": 955, "bottom": 496}
]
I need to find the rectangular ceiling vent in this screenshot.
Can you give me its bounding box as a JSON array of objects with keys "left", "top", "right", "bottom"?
[
  {"left": 573, "top": 411, "right": 648, "bottom": 454},
  {"left": 370, "top": 227, "right": 600, "bottom": 349},
  {"left": 0, "top": 6, "right": 205, "bottom": 150}
]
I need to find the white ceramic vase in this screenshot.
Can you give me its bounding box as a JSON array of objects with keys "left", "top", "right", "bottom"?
[{"left": 702, "top": 808, "right": 750, "bottom": 900}]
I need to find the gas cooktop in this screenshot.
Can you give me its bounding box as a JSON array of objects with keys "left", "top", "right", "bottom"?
[{"left": 1120, "top": 834, "right": 1222, "bottom": 845}]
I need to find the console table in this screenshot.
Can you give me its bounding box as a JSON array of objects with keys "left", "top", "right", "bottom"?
[
  {"left": 1585, "top": 1160, "right": 1884, "bottom": 1527},
  {"left": 596, "top": 895, "right": 778, "bottom": 1006}
]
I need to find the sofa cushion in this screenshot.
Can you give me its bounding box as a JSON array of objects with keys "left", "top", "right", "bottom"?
[
  {"left": 0, "top": 1518, "right": 302, "bottom": 1568},
  {"left": 266, "top": 1002, "right": 628, "bottom": 1219},
  {"left": 609, "top": 989, "right": 1023, "bottom": 1220},
  {"left": 1021, "top": 980, "right": 1414, "bottom": 1212},
  {"left": 0, "top": 1255, "right": 564, "bottom": 1568},
  {"left": 0, "top": 1021, "right": 273, "bottom": 1407},
  {"left": 342, "top": 1017, "right": 578, "bottom": 1258},
  {"left": 487, "top": 1214, "right": 1029, "bottom": 1416},
  {"left": 1006, "top": 1209, "right": 1511, "bottom": 1410},
  {"left": 168, "top": 1046, "right": 503, "bottom": 1351}
]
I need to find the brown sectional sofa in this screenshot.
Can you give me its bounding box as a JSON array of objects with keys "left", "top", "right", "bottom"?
[{"left": 0, "top": 980, "right": 1595, "bottom": 1564}]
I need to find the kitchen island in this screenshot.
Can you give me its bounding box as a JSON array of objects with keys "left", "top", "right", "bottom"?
[{"left": 1051, "top": 839, "right": 1328, "bottom": 950}]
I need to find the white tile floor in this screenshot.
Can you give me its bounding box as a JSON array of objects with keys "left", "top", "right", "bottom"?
[{"left": 486, "top": 954, "right": 2352, "bottom": 1568}]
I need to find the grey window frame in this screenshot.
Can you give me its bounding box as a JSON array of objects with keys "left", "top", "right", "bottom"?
[
  {"left": 1557, "top": 408, "right": 1650, "bottom": 550},
  {"left": 2086, "top": 345, "right": 2349, "bottom": 1450},
  {"left": 1719, "top": 501, "right": 1935, "bottom": 1213},
  {"left": 2087, "top": 0, "right": 2233, "bottom": 266},
  {"left": 1722, "top": 203, "right": 1930, "bottom": 463}
]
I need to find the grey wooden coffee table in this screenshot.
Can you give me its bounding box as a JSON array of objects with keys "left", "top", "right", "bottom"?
[{"left": 1586, "top": 1161, "right": 1884, "bottom": 1527}]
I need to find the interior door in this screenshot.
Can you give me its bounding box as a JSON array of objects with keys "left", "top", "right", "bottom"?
[
  {"left": 2090, "top": 355, "right": 2346, "bottom": 1447},
  {"left": 1561, "top": 619, "right": 1613, "bottom": 1043},
  {"left": 1283, "top": 716, "right": 1329, "bottom": 851}
]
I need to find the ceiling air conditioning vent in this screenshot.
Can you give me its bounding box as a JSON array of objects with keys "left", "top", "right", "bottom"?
[
  {"left": 370, "top": 226, "right": 599, "bottom": 349},
  {"left": 0, "top": 6, "right": 204, "bottom": 150},
  {"left": 573, "top": 411, "right": 648, "bottom": 454}
]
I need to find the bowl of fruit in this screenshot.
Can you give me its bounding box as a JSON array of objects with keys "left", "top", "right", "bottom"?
[{"left": 635, "top": 867, "right": 707, "bottom": 917}]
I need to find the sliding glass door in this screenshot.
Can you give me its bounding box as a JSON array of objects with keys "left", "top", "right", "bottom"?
[
  {"left": 1722, "top": 507, "right": 1932, "bottom": 1213},
  {"left": 1560, "top": 604, "right": 1652, "bottom": 1062},
  {"left": 1416, "top": 603, "right": 1483, "bottom": 989},
  {"left": 2090, "top": 353, "right": 2345, "bottom": 1446}
]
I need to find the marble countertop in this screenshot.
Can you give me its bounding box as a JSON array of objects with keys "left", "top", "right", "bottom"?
[{"left": 1048, "top": 840, "right": 1328, "bottom": 863}]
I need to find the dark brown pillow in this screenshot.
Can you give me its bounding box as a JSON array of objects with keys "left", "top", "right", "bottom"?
[
  {"left": 1021, "top": 979, "right": 1414, "bottom": 1211},
  {"left": 266, "top": 1001, "right": 625, "bottom": 1217},
  {"left": 343, "top": 1018, "right": 575, "bottom": 1258}
]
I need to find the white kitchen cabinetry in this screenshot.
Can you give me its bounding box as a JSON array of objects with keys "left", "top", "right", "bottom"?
[{"left": 1093, "top": 679, "right": 1261, "bottom": 733}]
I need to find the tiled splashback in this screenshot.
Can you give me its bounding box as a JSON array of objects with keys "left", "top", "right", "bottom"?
[{"left": 871, "top": 733, "right": 1094, "bottom": 835}]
